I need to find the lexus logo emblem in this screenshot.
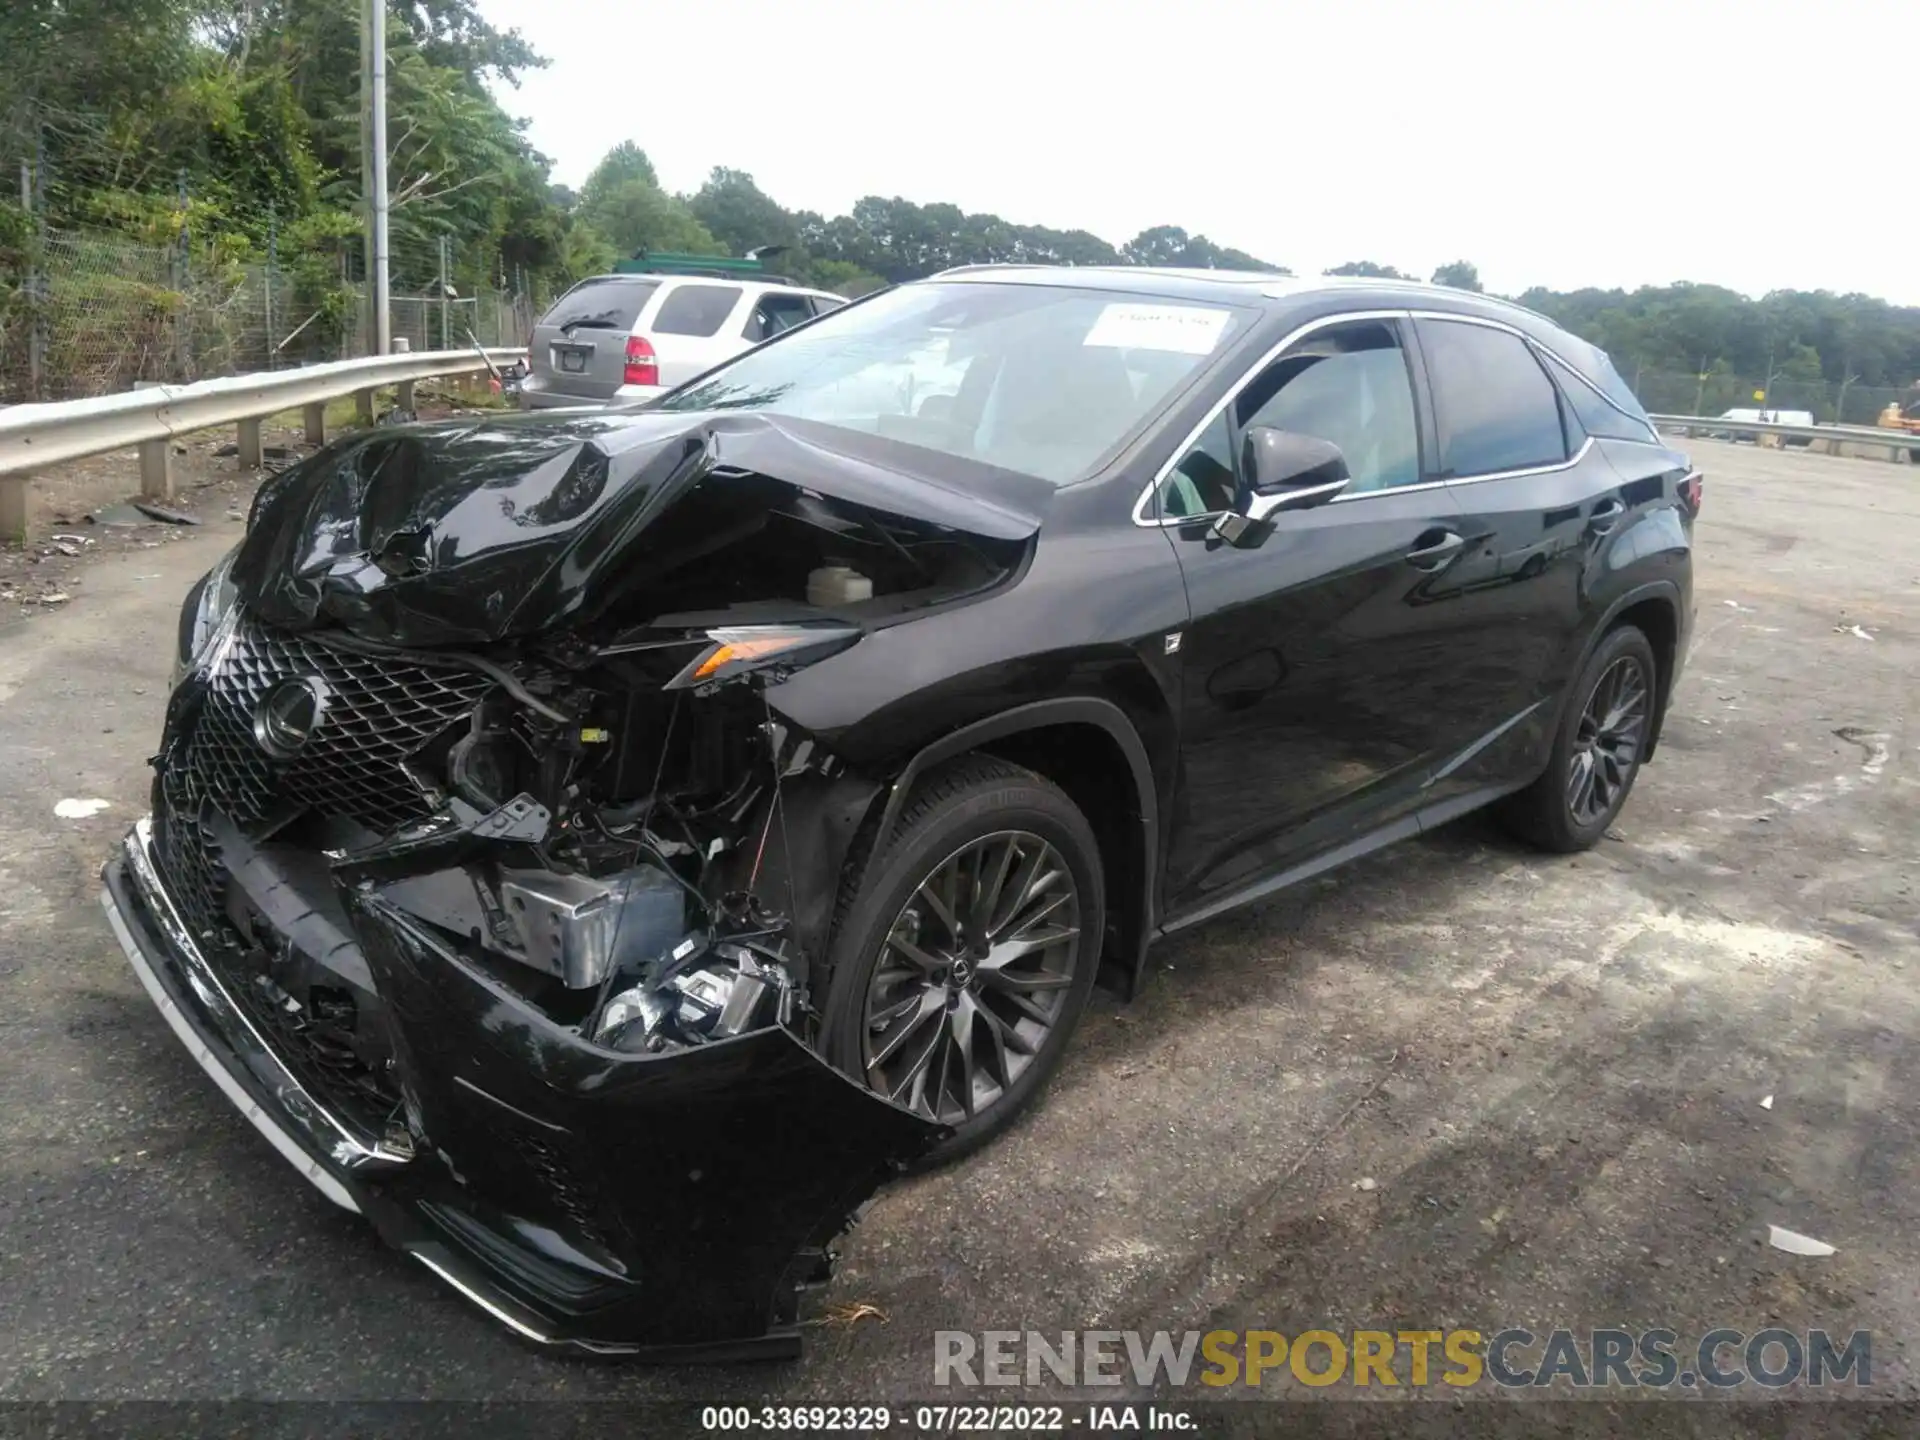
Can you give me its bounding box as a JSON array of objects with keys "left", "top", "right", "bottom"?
[{"left": 253, "top": 677, "right": 329, "bottom": 759}]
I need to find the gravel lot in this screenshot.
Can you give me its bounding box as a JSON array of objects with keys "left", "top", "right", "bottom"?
[{"left": 1, "top": 438, "right": 1914, "bottom": 1429}]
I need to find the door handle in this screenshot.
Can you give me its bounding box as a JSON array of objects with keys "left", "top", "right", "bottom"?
[
  {"left": 1588, "top": 499, "right": 1626, "bottom": 534},
  {"left": 1404, "top": 529, "right": 1465, "bottom": 571}
]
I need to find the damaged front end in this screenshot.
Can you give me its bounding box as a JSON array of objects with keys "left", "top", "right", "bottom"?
[{"left": 102, "top": 411, "right": 1043, "bottom": 1356}]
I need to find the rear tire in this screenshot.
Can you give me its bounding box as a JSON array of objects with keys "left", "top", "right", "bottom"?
[
  {"left": 820, "top": 756, "right": 1103, "bottom": 1165},
  {"left": 1500, "top": 625, "right": 1657, "bottom": 853}
]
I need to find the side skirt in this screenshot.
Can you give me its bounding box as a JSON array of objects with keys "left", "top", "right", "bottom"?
[{"left": 1157, "top": 779, "right": 1530, "bottom": 937}]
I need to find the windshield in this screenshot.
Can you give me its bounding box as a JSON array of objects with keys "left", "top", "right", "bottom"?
[{"left": 654, "top": 282, "right": 1249, "bottom": 484}]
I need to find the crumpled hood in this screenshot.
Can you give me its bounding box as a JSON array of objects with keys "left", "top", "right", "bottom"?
[{"left": 229, "top": 409, "right": 1052, "bottom": 647}]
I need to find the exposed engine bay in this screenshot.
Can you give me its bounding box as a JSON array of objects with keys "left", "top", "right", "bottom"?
[
  {"left": 192, "top": 410, "right": 1036, "bottom": 1067},
  {"left": 114, "top": 410, "right": 1048, "bottom": 1355},
  {"left": 343, "top": 670, "right": 844, "bottom": 1060}
]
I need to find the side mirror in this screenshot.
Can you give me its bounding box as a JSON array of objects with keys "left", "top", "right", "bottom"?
[
  {"left": 1203, "top": 428, "right": 1352, "bottom": 549},
  {"left": 1242, "top": 427, "right": 1351, "bottom": 509}
]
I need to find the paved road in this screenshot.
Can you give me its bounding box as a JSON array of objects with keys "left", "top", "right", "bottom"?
[{"left": 2, "top": 440, "right": 1915, "bottom": 1416}]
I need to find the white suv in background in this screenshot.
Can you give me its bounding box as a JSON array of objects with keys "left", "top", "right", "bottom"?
[{"left": 518, "top": 272, "right": 847, "bottom": 410}]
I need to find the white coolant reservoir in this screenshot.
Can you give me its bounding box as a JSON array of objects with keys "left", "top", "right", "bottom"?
[{"left": 806, "top": 566, "right": 873, "bottom": 607}]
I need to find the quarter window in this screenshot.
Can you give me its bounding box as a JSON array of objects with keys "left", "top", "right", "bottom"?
[
  {"left": 1160, "top": 413, "right": 1236, "bottom": 518},
  {"left": 1418, "top": 319, "right": 1570, "bottom": 477},
  {"left": 1545, "top": 354, "right": 1659, "bottom": 444},
  {"left": 652, "top": 284, "right": 744, "bottom": 337}
]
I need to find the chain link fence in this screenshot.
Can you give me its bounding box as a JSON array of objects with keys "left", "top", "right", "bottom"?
[
  {"left": 2, "top": 194, "right": 542, "bottom": 403},
  {"left": 389, "top": 290, "right": 532, "bottom": 357}
]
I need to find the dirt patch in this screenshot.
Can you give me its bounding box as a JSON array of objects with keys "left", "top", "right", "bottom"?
[{"left": 0, "top": 432, "right": 275, "bottom": 619}]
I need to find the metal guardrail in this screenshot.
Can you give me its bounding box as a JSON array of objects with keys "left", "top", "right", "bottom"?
[
  {"left": 1651, "top": 413, "right": 1920, "bottom": 457},
  {"left": 0, "top": 347, "right": 525, "bottom": 539}
]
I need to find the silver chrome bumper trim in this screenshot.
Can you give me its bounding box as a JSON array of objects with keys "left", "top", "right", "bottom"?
[
  {"left": 409, "top": 1251, "right": 556, "bottom": 1344},
  {"left": 104, "top": 815, "right": 412, "bottom": 1205}
]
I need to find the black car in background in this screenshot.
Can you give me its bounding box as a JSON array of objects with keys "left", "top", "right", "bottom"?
[{"left": 103, "top": 267, "right": 1697, "bottom": 1357}]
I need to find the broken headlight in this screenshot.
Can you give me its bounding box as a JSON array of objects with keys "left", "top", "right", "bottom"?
[
  {"left": 663, "top": 623, "right": 860, "bottom": 691},
  {"left": 594, "top": 941, "right": 795, "bottom": 1052},
  {"left": 171, "top": 546, "right": 240, "bottom": 689}
]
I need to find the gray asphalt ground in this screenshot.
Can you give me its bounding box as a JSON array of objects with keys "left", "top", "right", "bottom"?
[{"left": 1, "top": 437, "right": 1915, "bottom": 1424}]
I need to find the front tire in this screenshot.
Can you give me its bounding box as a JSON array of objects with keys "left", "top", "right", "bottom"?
[
  {"left": 1500, "top": 624, "right": 1657, "bottom": 853},
  {"left": 820, "top": 756, "right": 1104, "bottom": 1163}
]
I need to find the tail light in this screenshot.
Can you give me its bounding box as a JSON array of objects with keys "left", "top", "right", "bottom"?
[
  {"left": 1682, "top": 470, "right": 1703, "bottom": 512},
  {"left": 624, "top": 335, "right": 659, "bottom": 387}
]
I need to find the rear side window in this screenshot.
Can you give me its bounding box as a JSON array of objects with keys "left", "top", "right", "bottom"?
[
  {"left": 743, "top": 292, "right": 816, "bottom": 342},
  {"left": 1418, "top": 319, "right": 1569, "bottom": 477},
  {"left": 540, "top": 278, "right": 658, "bottom": 332},
  {"left": 651, "top": 284, "right": 744, "bottom": 337},
  {"left": 1545, "top": 354, "right": 1659, "bottom": 443},
  {"left": 811, "top": 295, "right": 846, "bottom": 315},
  {"left": 1552, "top": 331, "right": 1656, "bottom": 421}
]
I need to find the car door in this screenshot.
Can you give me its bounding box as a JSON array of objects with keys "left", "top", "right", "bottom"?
[
  {"left": 1407, "top": 314, "right": 1621, "bottom": 806},
  {"left": 643, "top": 282, "right": 749, "bottom": 386},
  {"left": 1156, "top": 312, "right": 1494, "bottom": 918}
]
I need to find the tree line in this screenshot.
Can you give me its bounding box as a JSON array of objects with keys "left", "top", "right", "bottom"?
[
  {"left": 3, "top": 0, "right": 1917, "bottom": 414},
  {"left": 565, "top": 144, "right": 1287, "bottom": 297}
]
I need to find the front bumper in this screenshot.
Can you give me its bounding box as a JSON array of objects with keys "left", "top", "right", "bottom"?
[{"left": 103, "top": 815, "right": 942, "bottom": 1359}]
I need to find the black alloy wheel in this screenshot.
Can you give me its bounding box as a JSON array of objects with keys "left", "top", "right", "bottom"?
[
  {"left": 861, "top": 829, "right": 1082, "bottom": 1124},
  {"left": 1500, "top": 623, "right": 1659, "bottom": 853},
  {"left": 821, "top": 756, "right": 1103, "bottom": 1162},
  {"left": 1565, "top": 653, "right": 1650, "bottom": 828}
]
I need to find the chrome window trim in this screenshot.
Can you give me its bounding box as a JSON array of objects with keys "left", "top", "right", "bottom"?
[
  {"left": 1133, "top": 306, "right": 1619, "bottom": 527},
  {"left": 1322, "top": 436, "right": 1592, "bottom": 501},
  {"left": 1538, "top": 347, "right": 1662, "bottom": 445}
]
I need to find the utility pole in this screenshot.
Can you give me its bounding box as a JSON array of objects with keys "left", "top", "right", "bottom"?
[
  {"left": 358, "top": 8, "right": 370, "bottom": 354},
  {"left": 264, "top": 203, "right": 277, "bottom": 368},
  {"left": 20, "top": 157, "right": 42, "bottom": 400},
  {"left": 175, "top": 170, "right": 192, "bottom": 378},
  {"left": 439, "top": 234, "right": 451, "bottom": 350},
  {"left": 362, "top": 0, "right": 391, "bottom": 354}
]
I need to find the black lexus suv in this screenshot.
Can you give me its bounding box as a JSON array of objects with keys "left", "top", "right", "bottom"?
[{"left": 103, "top": 267, "right": 1697, "bottom": 1358}]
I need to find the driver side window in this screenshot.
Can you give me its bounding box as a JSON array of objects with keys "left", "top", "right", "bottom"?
[{"left": 1156, "top": 319, "right": 1423, "bottom": 518}]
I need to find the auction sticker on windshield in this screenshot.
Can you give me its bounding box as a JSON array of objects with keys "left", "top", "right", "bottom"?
[{"left": 1083, "top": 303, "right": 1230, "bottom": 354}]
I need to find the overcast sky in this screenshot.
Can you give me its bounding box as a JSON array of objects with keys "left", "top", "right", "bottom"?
[{"left": 478, "top": 0, "right": 1913, "bottom": 304}]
